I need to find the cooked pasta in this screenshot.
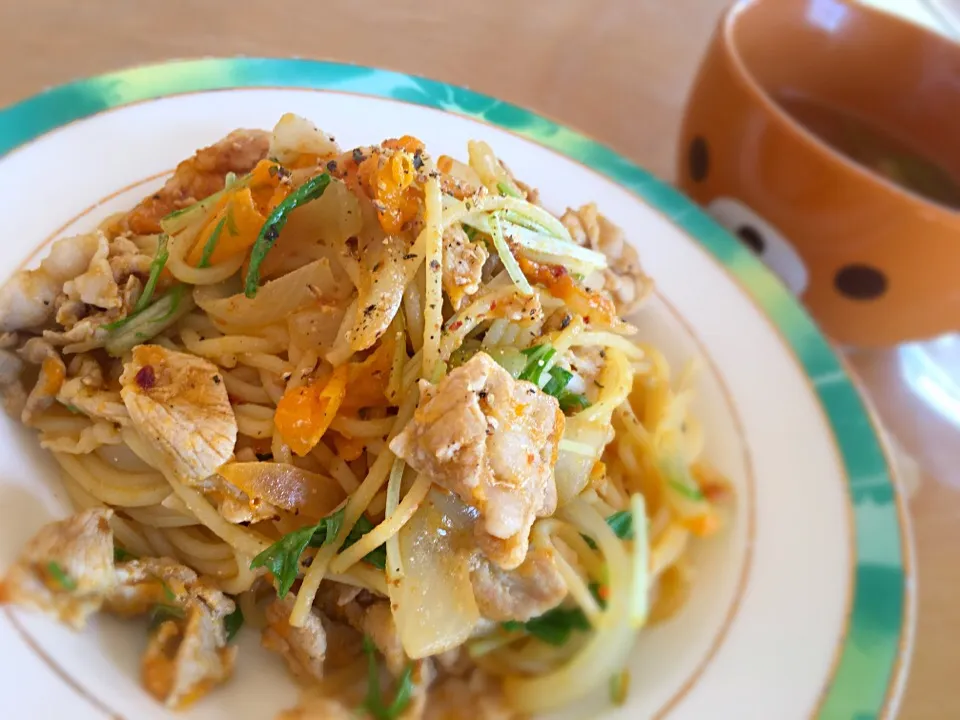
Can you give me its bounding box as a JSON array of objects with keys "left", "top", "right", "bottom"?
[{"left": 0, "top": 113, "right": 730, "bottom": 719}]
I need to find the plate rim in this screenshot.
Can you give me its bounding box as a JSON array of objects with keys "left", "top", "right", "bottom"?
[{"left": 0, "top": 57, "right": 913, "bottom": 718}]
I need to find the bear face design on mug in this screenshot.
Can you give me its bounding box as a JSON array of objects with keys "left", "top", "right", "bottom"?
[{"left": 706, "top": 197, "right": 809, "bottom": 297}]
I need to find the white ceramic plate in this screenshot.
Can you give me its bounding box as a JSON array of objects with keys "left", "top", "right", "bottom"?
[{"left": 0, "top": 59, "right": 913, "bottom": 720}]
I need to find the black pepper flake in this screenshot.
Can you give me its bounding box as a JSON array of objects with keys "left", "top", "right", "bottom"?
[
  {"left": 352, "top": 148, "right": 365, "bottom": 164},
  {"left": 372, "top": 261, "right": 382, "bottom": 272},
  {"left": 412, "top": 149, "right": 424, "bottom": 170},
  {"left": 560, "top": 314, "right": 571, "bottom": 330},
  {"left": 429, "top": 259, "right": 441, "bottom": 271},
  {"left": 213, "top": 375, "right": 221, "bottom": 384},
  {"left": 364, "top": 304, "right": 376, "bottom": 315},
  {"left": 594, "top": 381, "right": 605, "bottom": 389},
  {"left": 326, "top": 160, "right": 338, "bottom": 172},
  {"left": 403, "top": 253, "right": 418, "bottom": 260}
]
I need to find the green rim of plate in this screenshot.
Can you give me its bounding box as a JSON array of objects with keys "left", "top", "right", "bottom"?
[{"left": 0, "top": 58, "right": 908, "bottom": 718}]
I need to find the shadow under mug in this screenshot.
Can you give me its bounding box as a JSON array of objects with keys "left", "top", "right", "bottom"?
[{"left": 677, "top": 0, "right": 960, "bottom": 347}]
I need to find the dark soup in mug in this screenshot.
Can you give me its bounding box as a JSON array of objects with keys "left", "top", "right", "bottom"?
[{"left": 776, "top": 93, "right": 960, "bottom": 210}]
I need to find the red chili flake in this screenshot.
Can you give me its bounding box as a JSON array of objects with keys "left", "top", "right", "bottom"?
[
  {"left": 449, "top": 321, "right": 463, "bottom": 331},
  {"left": 135, "top": 365, "right": 156, "bottom": 390}
]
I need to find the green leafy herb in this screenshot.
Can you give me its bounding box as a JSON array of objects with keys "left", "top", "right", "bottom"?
[
  {"left": 449, "top": 339, "right": 482, "bottom": 369},
  {"left": 160, "top": 171, "right": 246, "bottom": 235},
  {"left": 61, "top": 402, "right": 81, "bottom": 414},
  {"left": 496, "top": 181, "right": 522, "bottom": 198},
  {"left": 583, "top": 511, "right": 636, "bottom": 550},
  {"left": 661, "top": 456, "right": 707, "bottom": 503},
  {"left": 363, "top": 544, "right": 387, "bottom": 571},
  {"left": 224, "top": 204, "right": 240, "bottom": 236},
  {"left": 669, "top": 479, "right": 704, "bottom": 501},
  {"left": 249, "top": 522, "right": 319, "bottom": 598},
  {"left": 309, "top": 508, "right": 386, "bottom": 569},
  {"left": 133, "top": 235, "right": 169, "bottom": 313},
  {"left": 46, "top": 561, "right": 76, "bottom": 591},
  {"left": 148, "top": 603, "right": 184, "bottom": 630},
  {"left": 606, "top": 510, "right": 635, "bottom": 540},
  {"left": 160, "top": 580, "right": 176, "bottom": 603},
  {"left": 245, "top": 172, "right": 331, "bottom": 297},
  {"left": 308, "top": 508, "right": 345, "bottom": 548},
  {"left": 520, "top": 606, "right": 590, "bottom": 646},
  {"left": 518, "top": 344, "right": 556, "bottom": 385},
  {"left": 113, "top": 547, "right": 136, "bottom": 563},
  {"left": 252, "top": 508, "right": 387, "bottom": 597},
  {"left": 103, "top": 285, "right": 193, "bottom": 356},
  {"left": 362, "top": 636, "right": 414, "bottom": 720},
  {"left": 463, "top": 223, "right": 479, "bottom": 241},
  {"left": 558, "top": 391, "right": 590, "bottom": 413},
  {"left": 542, "top": 367, "right": 573, "bottom": 397},
  {"left": 224, "top": 605, "right": 244, "bottom": 642},
  {"left": 501, "top": 584, "right": 605, "bottom": 646},
  {"left": 197, "top": 216, "right": 227, "bottom": 269}
]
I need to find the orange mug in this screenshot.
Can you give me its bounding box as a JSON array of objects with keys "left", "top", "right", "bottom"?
[{"left": 677, "top": 0, "right": 960, "bottom": 347}]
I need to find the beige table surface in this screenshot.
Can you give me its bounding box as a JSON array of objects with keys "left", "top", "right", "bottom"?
[{"left": 1, "top": 1, "right": 957, "bottom": 717}]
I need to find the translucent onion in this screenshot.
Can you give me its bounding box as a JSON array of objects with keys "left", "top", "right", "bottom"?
[
  {"left": 217, "top": 462, "right": 345, "bottom": 521},
  {"left": 268, "top": 113, "right": 339, "bottom": 166},
  {"left": 194, "top": 258, "right": 349, "bottom": 327},
  {"left": 555, "top": 416, "right": 611, "bottom": 505},
  {"left": 389, "top": 490, "right": 480, "bottom": 659}
]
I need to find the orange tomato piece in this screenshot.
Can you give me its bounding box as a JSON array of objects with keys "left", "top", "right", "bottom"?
[
  {"left": 341, "top": 335, "right": 395, "bottom": 415},
  {"left": 187, "top": 187, "right": 265, "bottom": 267},
  {"left": 40, "top": 357, "right": 65, "bottom": 396},
  {"left": 274, "top": 365, "right": 349, "bottom": 456},
  {"left": 516, "top": 254, "right": 618, "bottom": 325},
  {"left": 332, "top": 432, "right": 366, "bottom": 462},
  {"left": 248, "top": 159, "right": 291, "bottom": 214},
  {"left": 354, "top": 147, "right": 422, "bottom": 235},
  {"left": 382, "top": 135, "right": 425, "bottom": 155},
  {"left": 679, "top": 511, "right": 720, "bottom": 537},
  {"left": 436, "top": 155, "right": 454, "bottom": 174}
]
